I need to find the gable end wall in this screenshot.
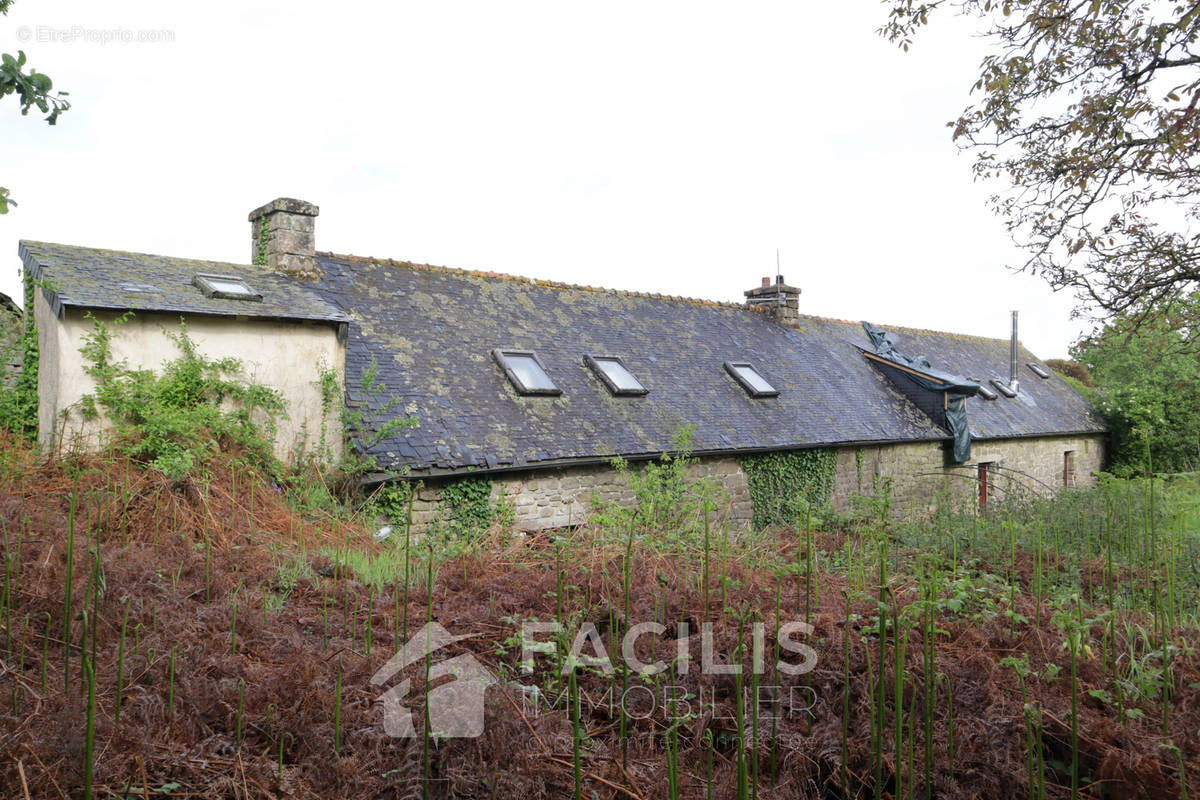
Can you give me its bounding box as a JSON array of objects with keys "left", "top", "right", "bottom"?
[{"left": 35, "top": 300, "right": 345, "bottom": 462}]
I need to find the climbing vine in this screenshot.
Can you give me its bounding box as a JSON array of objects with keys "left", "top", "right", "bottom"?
[
  {"left": 368, "top": 480, "right": 415, "bottom": 524},
  {"left": 739, "top": 448, "right": 837, "bottom": 531},
  {"left": 77, "top": 314, "right": 286, "bottom": 480},
  {"left": 440, "top": 475, "right": 502, "bottom": 537},
  {"left": 0, "top": 269, "right": 43, "bottom": 439},
  {"left": 253, "top": 218, "right": 270, "bottom": 266}
]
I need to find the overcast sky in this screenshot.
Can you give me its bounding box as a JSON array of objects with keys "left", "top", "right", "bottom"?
[{"left": 2, "top": 1, "right": 1089, "bottom": 358}]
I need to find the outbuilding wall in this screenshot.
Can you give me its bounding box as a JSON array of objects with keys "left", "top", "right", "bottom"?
[
  {"left": 403, "top": 433, "right": 1106, "bottom": 532},
  {"left": 35, "top": 299, "right": 345, "bottom": 462}
]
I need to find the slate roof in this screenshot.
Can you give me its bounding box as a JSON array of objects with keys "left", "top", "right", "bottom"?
[
  {"left": 309, "top": 253, "right": 1105, "bottom": 477},
  {"left": 879, "top": 327, "right": 1105, "bottom": 440},
  {"left": 18, "top": 241, "right": 349, "bottom": 324}
]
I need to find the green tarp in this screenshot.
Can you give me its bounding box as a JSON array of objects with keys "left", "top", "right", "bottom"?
[{"left": 862, "top": 322, "right": 981, "bottom": 462}]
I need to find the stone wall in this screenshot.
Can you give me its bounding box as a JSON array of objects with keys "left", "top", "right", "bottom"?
[
  {"left": 829, "top": 434, "right": 1106, "bottom": 513},
  {"left": 408, "top": 457, "right": 753, "bottom": 532},
  {"left": 402, "top": 433, "right": 1105, "bottom": 532}
]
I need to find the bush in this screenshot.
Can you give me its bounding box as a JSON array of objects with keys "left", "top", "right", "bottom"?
[{"left": 76, "top": 314, "right": 285, "bottom": 480}]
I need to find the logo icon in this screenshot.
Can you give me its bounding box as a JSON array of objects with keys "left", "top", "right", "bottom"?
[{"left": 370, "top": 622, "right": 496, "bottom": 739}]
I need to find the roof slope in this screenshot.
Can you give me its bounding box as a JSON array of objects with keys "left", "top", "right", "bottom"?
[
  {"left": 19, "top": 241, "right": 349, "bottom": 324},
  {"left": 311, "top": 254, "right": 1103, "bottom": 476},
  {"left": 880, "top": 326, "right": 1104, "bottom": 440}
]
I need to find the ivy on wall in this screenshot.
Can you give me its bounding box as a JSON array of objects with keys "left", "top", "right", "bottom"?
[
  {"left": 0, "top": 269, "right": 42, "bottom": 438},
  {"left": 253, "top": 219, "right": 270, "bottom": 267},
  {"left": 738, "top": 448, "right": 837, "bottom": 530},
  {"left": 441, "top": 475, "right": 506, "bottom": 536}
]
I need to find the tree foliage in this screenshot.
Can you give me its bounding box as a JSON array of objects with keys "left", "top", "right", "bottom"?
[
  {"left": 1072, "top": 307, "right": 1200, "bottom": 474},
  {"left": 1, "top": 0, "right": 70, "bottom": 213},
  {"left": 882, "top": 1, "right": 1200, "bottom": 335}
]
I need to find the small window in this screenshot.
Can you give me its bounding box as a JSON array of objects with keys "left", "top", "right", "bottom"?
[
  {"left": 990, "top": 378, "right": 1017, "bottom": 398},
  {"left": 493, "top": 349, "right": 561, "bottom": 395},
  {"left": 725, "top": 361, "right": 779, "bottom": 397},
  {"left": 193, "top": 273, "right": 262, "bottom": 302},
  {"left": 1027, "top": 362, "right": 1051, "bottom": 379},
  {"left": 585, "top": 355, "right": 647, "bottom": 396},
  {"left": 970, "top": 379, "right": 998, "bottom": 401},
  {"left": 1064, "top": 450, "right": 1075, "bottom": 486}
]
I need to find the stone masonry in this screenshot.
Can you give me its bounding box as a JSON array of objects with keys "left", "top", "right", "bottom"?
[
  {"left": 400, "top": 433, "right": 1105, "bottom": 532},
  {"left": 248, "top": 198, "right": 320, "bottom": 279},
  {"left": 829, "top": 433, "right": 1106, "bottom": 512},
  {"left": 407, "top": 457, "right": 754, "bottom": 532}
]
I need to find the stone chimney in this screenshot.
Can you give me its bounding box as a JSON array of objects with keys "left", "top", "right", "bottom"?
[
  {"left": 744, "top": 274, "right": 801, "bottom": 327},
  {"left": 248, "top": 198, "right": 320, "bottom": 279}
]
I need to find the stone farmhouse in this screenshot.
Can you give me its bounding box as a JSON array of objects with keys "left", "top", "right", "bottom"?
[{"left": 19, "top": 198, "right": 1106, "bottom": 530}]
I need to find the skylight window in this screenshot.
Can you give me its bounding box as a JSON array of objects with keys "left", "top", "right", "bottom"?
[
  {"left": 725, "top": 361, "right": 778, "bottom": 398},
  {"left": 193, "top": 273, "right": 262, "bottom": 302},
  {"left": 973, "top": 380, "right": 998, "bottom": 401},
  {"left": 990, "top": 378, "right": 1017, "bottom": 398},
  {"left": 585, "top": 355, "right": 647, "bottom": 396},
  {"left": 1027, "top": 362, "right": 1051, "bottom": 379},
  {"left": 493, "top": 349, "right": 561, "bottom": 395}
]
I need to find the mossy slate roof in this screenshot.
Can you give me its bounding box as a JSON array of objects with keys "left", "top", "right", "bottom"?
[
  {"left": 16, "top": 240, "right": 1104, "bottom": 474},
  {"left": 309, "top": 253, "right": 1105, "bottom": 476},
  {"left": 18, "top": 241, "right": 349, "bottom": 324}
]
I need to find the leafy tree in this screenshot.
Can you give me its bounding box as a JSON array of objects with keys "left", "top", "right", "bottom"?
[
  {"left": 1, "top": 0, "right": 70, "bottom": 213},
  {"left": 1072, "top": 307, "right": 1200, "bottom": 474},
  {"left": 882, "top": 1, "right": 1200, "bottom": 336}
]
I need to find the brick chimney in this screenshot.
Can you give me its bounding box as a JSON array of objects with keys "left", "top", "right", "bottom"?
[
  {"left": 744, "top": 274, "right": 800, "bottom": 327},
  {"left": 248, "top": 198, "right": 320, "bottom": 279}
]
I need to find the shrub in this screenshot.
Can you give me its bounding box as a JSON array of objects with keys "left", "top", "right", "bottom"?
[{"left": 76, "top": 314, "right": 285, "bottom": 480}]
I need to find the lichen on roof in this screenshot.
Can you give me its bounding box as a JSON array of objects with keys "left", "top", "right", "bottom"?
[
  {"left": 19, "top": 241, "right": 349, "bottom": 324},
  {"left": 306, "top": 252, "right": 1102, "bottom": 477}
]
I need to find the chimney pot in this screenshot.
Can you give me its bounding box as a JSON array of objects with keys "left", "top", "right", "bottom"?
[
  {"left": 744, "top": 274, "right": 801, "bottom": 328},
  {"left": 248, "top": 197, "right": 320, "bottom": 279}
]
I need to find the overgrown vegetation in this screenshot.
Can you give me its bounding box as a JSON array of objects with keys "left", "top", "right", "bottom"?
[
  {"left": 739, "top": 447, "right": 837, "bottom": 530},
  {"left": 0, "top": 268, "right": 39, "bottom": 437},
  {"left": 75, "top": 315, "right": 285, "bottom": 480},
  {"left": 1072, "top": 310, "right": 1200, "bottom": 475},
  {"left": 2, "top": 413, "right": 1200, "bottom": 797},
  {"left": 440, "top": 475, "right": 511, "bottom": 537},
  {"left": 592, "top": 424, "right": 723, "bottom": 533}
]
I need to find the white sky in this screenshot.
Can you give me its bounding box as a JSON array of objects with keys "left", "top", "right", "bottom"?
[{"left": 2, "top": 1, "right": 1090, "bottom": 358}]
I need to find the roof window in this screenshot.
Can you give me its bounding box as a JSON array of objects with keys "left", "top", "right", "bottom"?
[
  {"left": 990, "top": 378, "right": 1017, "bottom": 398},
  {"left": 1027, "top": 362, "right": 1051, "bottom": 379},
  {"left": 493, "top": 349, "right": 561, "bottom": 395},
  {"left": 973, "top": 381, "right": 998, "bottom": 401},
  {"left": 193, "top": 273, "right": 262, "bottom": 302},
  {"left": 725, "top": 361, "right": 778, "bottom": 397},
  {"left": 585, "top": 355, "right": 647, "bottom": 396}
]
